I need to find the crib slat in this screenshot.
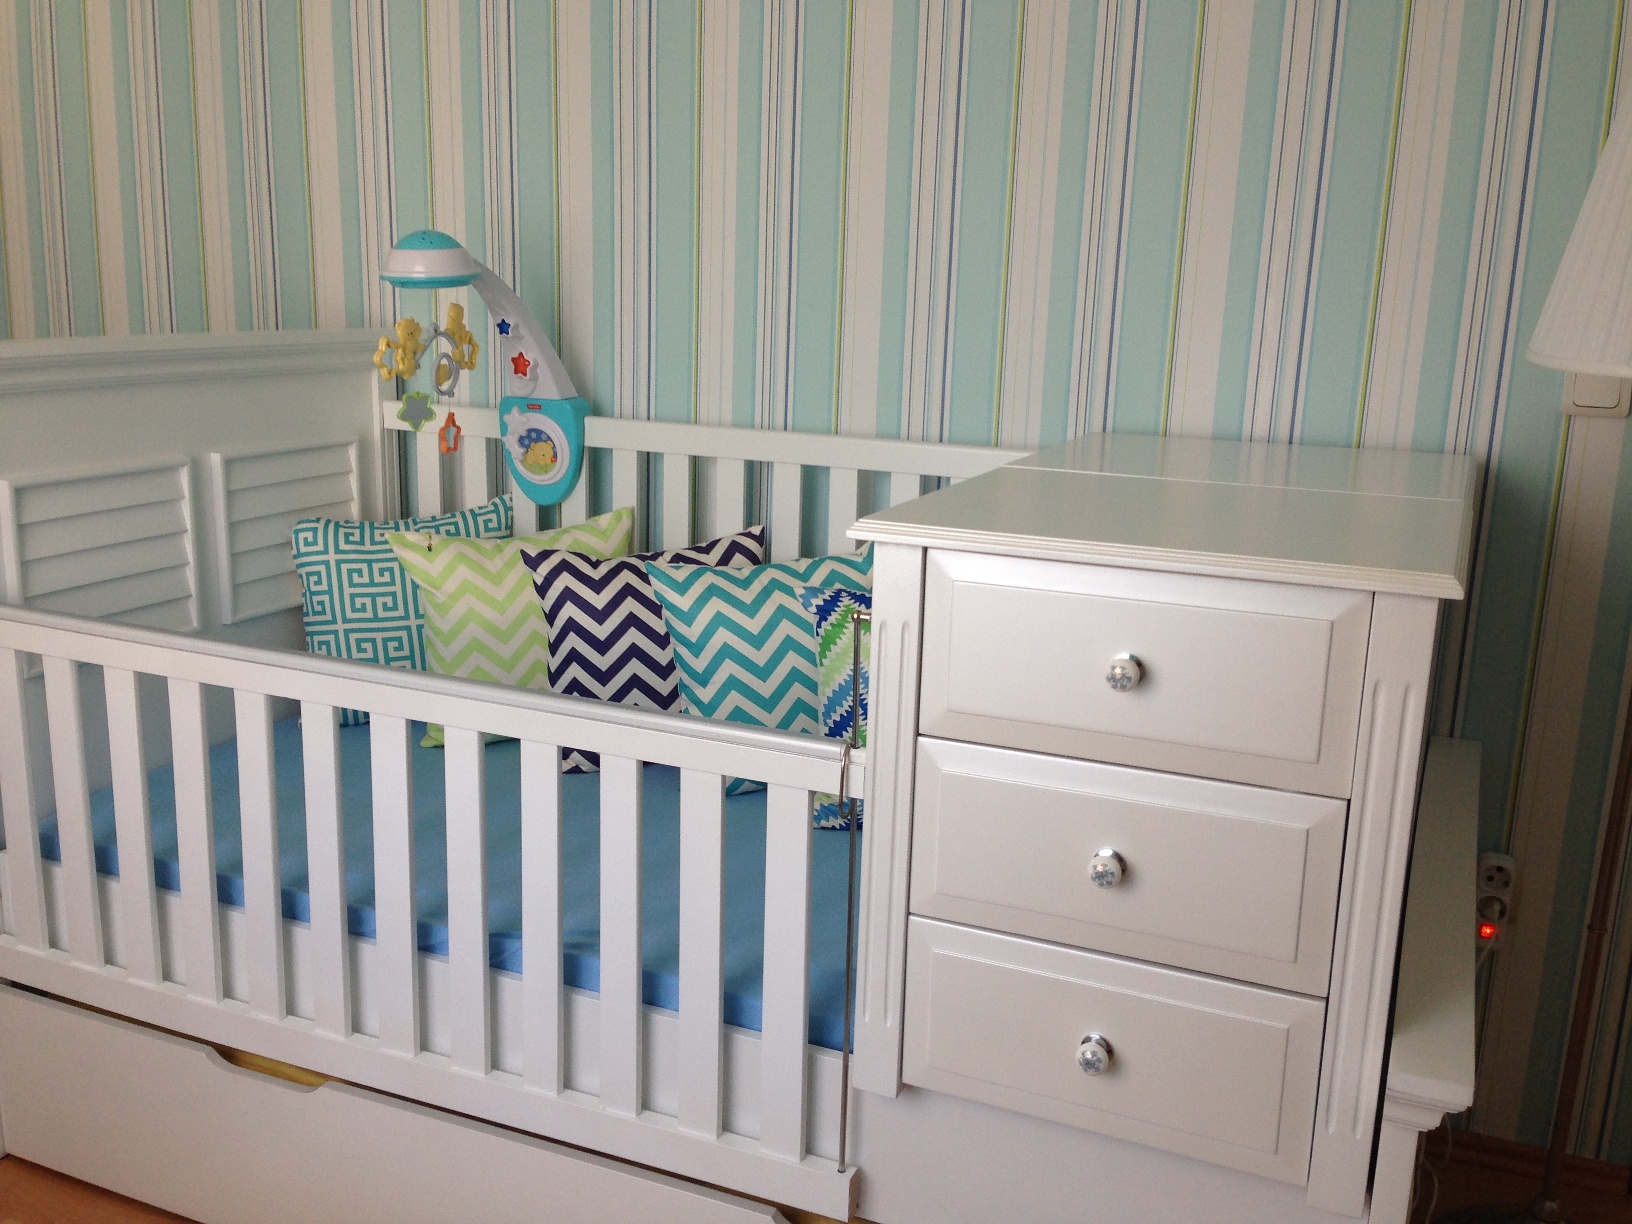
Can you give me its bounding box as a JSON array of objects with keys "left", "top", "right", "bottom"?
[
  {"left": 677, "top": 768, "right": 726, "bottom": 1138},
  {"left": 235, "top": 690, "right": 284, "bottom": 1019},
  {"left": 771, "top": 462, "right": 801, "bottom": 562},
  {"left": 887, "top": 470, "right": 919, "bottom": 508},
  {"left": 169, "top": 678, "right": 222, "bottom": 1001},
  {"left": 521, "top": 739, "right": 564, "bottom": 1094},
  {"left": 713, "top": 457, "right": 747, "bottom": 536},
  {"left": 42, "top": 656, "right": 103, "bottom": 966},
  {"left": 445, "top": 725, "right": 491, "bottom": 1075},
  {"left": 760, "top": 784, "right": 812, "bottom": 1160},
  {"left": 613, "top": 450, "right": 641, "bottom": 543},
  {"left": 301, "top": 702, "right": 352, "bottom": 1037},
  {"left": 827, "top": 468, "right": 860, "bottom": 555},
  {"left": 459, "top": 444, "right": 488, "bottom": 510},
  {"left": 561, "top": 457, "right": 591, "bottom": 527},
  {"left": 600, "top": 753, "right": 643, "bottom": 1117},
  {"left": 0, "top": 649, "right": 48, "bottom": 948},
  {"left": 661, "top": 453, "right": 691, "bottom": 550},
  {"left": 104, "top": 668, "right": 160, "bottom": 983},
  {"left": 415, "top": 428, "right": 443, "bottom": 517},
  {"left": 371, "top": 714, "right": 419, "bottom": 1057}
]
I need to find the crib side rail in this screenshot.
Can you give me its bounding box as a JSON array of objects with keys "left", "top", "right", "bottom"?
[{"left": 0, "top": 603, "right": 860, "bottom": 1216}]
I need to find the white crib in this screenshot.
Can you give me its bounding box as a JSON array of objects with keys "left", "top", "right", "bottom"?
[{"left": 0, "top": 330, "right": 1019, "bottom": 1222}]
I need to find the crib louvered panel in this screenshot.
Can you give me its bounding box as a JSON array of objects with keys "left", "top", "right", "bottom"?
[
  {"left": 662, "top": 453, "right": 691, "bottom": 551},
  {"left": 0, "top": 649, "right": 48, "bottom": 948},
  {"left": 169, "top": 678, "right": 222, "bottom": 1002},
  {"left": 601, "top": 754, "right": 643, "bottom": 1117},
  {"left": 761, "top": 784, "right": 813, "bottom": 1159},
  {"left": 771, "top": 463, "right": 801, "bottom": 562},
  {"left": 235, "top": 690, "right": 285, "bottom": 1019},
  {"left": 827, "top": 469, "right": 860, "bottom": 556},
  {"left": 105, "top": 667, "right": 161, "bottom": 984},
  {"left": 678, "top": 768, "right": 726, "bottom": 1139},
  {"left": 42, "top": 656, "right": 103, "bottom": 965},
  {"left": 302, "top": 703, "right": 352, "bottom": 1037},
  {"left": 0, "top": 461, "right": 197, "bottom": 632},
  {"left": 209, "top": 441, "right": 359, "bottom": 624},
  {"left": 372, "top": 714, "right": 420, "bottom": 1057},
  {"left": 521, "top": 739, "right": 565, "bottom": 1094},
  {"left": 446, "top": 726, "right": 491, "bottom": 1076}
]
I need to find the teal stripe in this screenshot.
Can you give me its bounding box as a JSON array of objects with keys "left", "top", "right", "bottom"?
[
  {"left": 1037, "top": 0, "right": 1100, "bottom": 448},
  {"left": 268, "top": 1, "right": 313, "bottom": 329},
  {"left": 731, "top": 0, "right": 764, "bottom": 429},
  {"left": 1295, "top": 0, "right": 1407, "bottom": 445},
  {"left": 386, "top": 0, "right": 433, "bottom": 339},
  {"left": 215, "top": 0, "right": 255, "bottom": 331},
  {"left": 1210, "top": 0, "right": 1286, "bottom": 441},
  {"left": 1412, "top": 3, "right": 1500, "bottom": 453},
  {"left": 1111, "top": 0, "right": 1201, "bottom": 436},
  {"left": 156, "top": 3, "right": 205, "bottom": 333},
  {"left": 102, "top": 2, "right": 146, "bottom": 331},
  {"left": 943, "top": 0, "right": 1022, "bottom": 446},
  {"left": 455, "top": 0, "right": 489, "bottom": 389},
  {"left": 12, "top": 1, "right": 49, "bottom": 336},
  {"left": 652, "top": 2, "right": 698, "bottom": 424},
  {"left": 872, "top": 0, "right": 921, "bottom": 440},
  {"left": 327, "top": 0, "right": 362, "bottom": 328},
  {"left": 590, "top": 0, "right": 615, "bottom": 414},
  {"left": 54, "top": 3, "right": 102, "bottom": 334},
  {"left": 514, "top": 1, "right": 558, "bottom": 357}
]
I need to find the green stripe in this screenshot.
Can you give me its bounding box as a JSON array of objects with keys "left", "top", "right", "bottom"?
[
  {"left": 731, "top": 0, "right": 763, "bottom": 429},
  {"left": 106, "top": 1, "right": 147, "bottom": 332},
  {"left": 1159, "top": 0, "right": 1209, "bottom": 437},
  {"left": 872, "top": 0, "right": 920, "bottom": 440},
  {"left": 327, "top": 0, "right": 362, "bottom": 328},
  {"left": 652, "top": 2, "right": 697, "bottom": 424},
  {"left": 832, "top": 0, "right": 857, "bottom": 434}
]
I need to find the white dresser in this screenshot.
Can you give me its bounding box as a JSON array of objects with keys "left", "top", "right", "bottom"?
[{"left": 848, "top": 433, "right": 1479, "bottom": 1219}]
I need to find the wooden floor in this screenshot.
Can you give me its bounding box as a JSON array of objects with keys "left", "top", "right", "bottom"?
[
  {"left": 1412, "top": 1129, "right": 1632, "bottom": 1223},
  {"left": 0, "top": 1157, "right": 192, "bottom": 1224}
]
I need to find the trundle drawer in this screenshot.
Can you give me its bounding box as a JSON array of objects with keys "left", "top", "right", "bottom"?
[
  {"left": 902, "top": 918, "right": 1324, "bottom": 1185},
  {"left": 917, "top": 551, "right": 1371, "bottom": 796},
  {"left": 910, "top": 738, "right": 1346, "bottom": 994}
]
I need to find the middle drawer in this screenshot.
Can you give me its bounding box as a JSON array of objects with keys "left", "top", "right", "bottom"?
[{"left": 910, "top": 738, "right": 1346, "bottom": 995}]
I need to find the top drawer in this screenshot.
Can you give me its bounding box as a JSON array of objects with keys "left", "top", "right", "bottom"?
[{"left": 919, "top": 551, "right": 1371, "bottom": 796}]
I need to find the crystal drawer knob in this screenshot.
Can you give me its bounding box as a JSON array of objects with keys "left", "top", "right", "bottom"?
[
  {"left": 1105, "top": 653, "right": 1143, "bottom": 692},
  {"left": 1089, "top": 849, "right": 1126, "bottom": 889},
  {"left": 1077, "top": 1034, "right": 1114, "bottom": 1076}
]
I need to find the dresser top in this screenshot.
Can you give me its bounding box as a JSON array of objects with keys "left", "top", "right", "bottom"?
[{"left": 850, "top": 433, "right": 1480, "bottom": 599}]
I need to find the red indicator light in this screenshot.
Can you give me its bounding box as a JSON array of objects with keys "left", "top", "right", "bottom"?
[{"left": 1478, "top": 922, "right": 1499, "bottom": 941}]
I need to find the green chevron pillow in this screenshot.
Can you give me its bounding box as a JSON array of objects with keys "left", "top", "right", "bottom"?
[{"left": 389, "top": 507, "right": 633, "bottom": 747}]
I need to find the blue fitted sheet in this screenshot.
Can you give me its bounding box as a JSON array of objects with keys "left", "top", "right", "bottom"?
[{"left": 32, "top": 719, "right": 859, "bottom": 1050}]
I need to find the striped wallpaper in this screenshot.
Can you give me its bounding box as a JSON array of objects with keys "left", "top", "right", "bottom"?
[{"left": 1, "top": 0, "right": 1630, "bottom": 1157}]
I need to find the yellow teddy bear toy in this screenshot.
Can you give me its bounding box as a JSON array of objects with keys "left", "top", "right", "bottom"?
[{"left": 374, "top": 316, "right": 426, "bottom": 381}]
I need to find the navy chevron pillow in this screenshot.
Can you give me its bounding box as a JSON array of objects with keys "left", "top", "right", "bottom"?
[{"left": 522, "top": 526, "right": 764, "bottom": 771}]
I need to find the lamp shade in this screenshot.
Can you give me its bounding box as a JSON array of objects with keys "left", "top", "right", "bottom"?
[
  {"left": 1528, "top": 113, "right": 1632, "bottom": 377},
  {"left": 380, "top": 229, "right": 481, "bottom": 289}
]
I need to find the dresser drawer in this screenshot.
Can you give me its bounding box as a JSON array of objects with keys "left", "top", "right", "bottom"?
[
  {"left": 910, "top": 738, "right": 1345, "bottom": 994},
  {"left": 903, "top": 918, "right": 1324, "bottom": 1185},
  {"left": 918, "top": 551, "right": 1371, "bottom": 796}
]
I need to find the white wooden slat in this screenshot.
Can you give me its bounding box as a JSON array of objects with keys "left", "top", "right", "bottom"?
[
  {"left": 459, "top": 444, "right": 489, "bottom": 512},
  {"left": 447, "top": 727, "right": 489, "bottom": 1070},
  {"left": 445, "top": 725, "right": 491, "bottom": 1075},
  {"left": 230, "top": 540, "right": 306, "bottom": 586},
  {"left": 661, "top": 453, "right": 691, "bottom": 550},
  {"left": 760, "top": 784, "right": 812, "bottom": 1160},
  {"left": 771, "top": 462, "right": 802, "bottom": 562},
  {"left": 104, "top": 666, "right": 160, "bottom": 983},
  {"left": 31, "top": 565, "right": 193, "bottom": 623},
  {"left": 223, "top": 471, "right": 356, "bottom": 523},
  {"left": 827, "top": 468, "right": 860, "bottom": 555},
  {"left": 677, "top": 768, "right": 726, "bottom": 1138},
  {"left": 612, "top": 450, "right": 641, "bottom": 543},
  {"left": 415, "top": 428, "right": 443, "bottom": 517},
  {"left": 300, "top": 702, "right": 352, "bottom": 1037},
  {"left": 169, "top": 677, "right": 222, "bottom": 1001},
  {"left": 887, "top": 471, "right": 920, "bottom": 508},
  {"left": 521, "top": 738, "right": 564, "bottom": 1093},
  {"left": 230, "top": 503, "right": 351, "bottom": 553},
  {"left": 19, "top": 499, "right": 183, "bottom": 561},
  {"left": 713, "top": 457, "right": 747, "bottom": 536},
  {"left": 25, "top": 532, "right": 191, "bottom": 598},
  {"left": 221, "top": 442, "right": 355, "bottom": 491},
  {"left": 600, "top": 753, "right": 643, "bottom": 1116},
  {"left": 0, "top": 649, "right": 47, "bottom": 947},
  {"left": 13, "top": 463, "right": 183, "bottom": 523},
  {"left": 560, "top": 457, "right": 591, "bottom": 527},
  {"left": 234, "top": 689, "right": 284, "bottom": 1019},
  {"left": 371, "top": 713, "right": 419, "bottom": 1057},
  {"left": 41, "top": 656, "right": 102, "bottom": 965}
]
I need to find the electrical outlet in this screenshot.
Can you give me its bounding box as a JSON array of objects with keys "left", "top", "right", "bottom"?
[{"left": 1477, "top": 851, "right": 1516, "bottom": 947}]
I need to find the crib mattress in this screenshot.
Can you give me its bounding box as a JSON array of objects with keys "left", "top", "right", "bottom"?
[{"left": 29, "top": 719, "right": 859, "bottom": 1050}]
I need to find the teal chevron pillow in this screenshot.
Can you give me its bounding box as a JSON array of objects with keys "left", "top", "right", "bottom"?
[
  {"left": 645, "top": 549, "right": 872, "bottom": 799},
  {"left": 292, "top": 496, "right": 512, "bottom": 725},
  {"left": 389, "top": 507, "right": 634, "bottom": 748}
]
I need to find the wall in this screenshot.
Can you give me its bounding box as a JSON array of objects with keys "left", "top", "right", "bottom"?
[{"left": 1, "top": 0, "right": 1630, "bottom": 1158}]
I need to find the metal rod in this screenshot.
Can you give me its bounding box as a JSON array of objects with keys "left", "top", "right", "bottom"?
[{"left": 837, "top": 607, "right": 869, "bottom": 1175}]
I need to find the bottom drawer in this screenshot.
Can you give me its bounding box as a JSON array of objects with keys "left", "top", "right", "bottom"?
[{"left": 902, "top": 918, "right": 1325, "bottom": 1185}]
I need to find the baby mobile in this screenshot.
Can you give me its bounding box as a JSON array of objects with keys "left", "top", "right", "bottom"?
[{"left": 374, "top": 230, "right": 589, "bottom": 505}]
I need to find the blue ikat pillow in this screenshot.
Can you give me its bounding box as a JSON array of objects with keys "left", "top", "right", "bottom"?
[{"left": 292, "top": 496, "right": 512, "bottom": 724}]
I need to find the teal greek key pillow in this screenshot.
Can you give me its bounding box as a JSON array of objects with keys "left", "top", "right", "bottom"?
[
  {"left": 292, "top": 496, "right": 512, "bottom": 724},
  {"left": 644, "top": 548, "right": 872, "bottom": 799}
]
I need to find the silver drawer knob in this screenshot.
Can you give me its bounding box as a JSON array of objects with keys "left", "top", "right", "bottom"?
[
  {"left": 1089, "top": 849, "right": 1126, "bottom": 888},
  {"left": 1077, "top": 1034, "right": 1114, "bottom": 1076},
  {"left": 1105, "top": 653, "right": 1143, "bottom": 692}
]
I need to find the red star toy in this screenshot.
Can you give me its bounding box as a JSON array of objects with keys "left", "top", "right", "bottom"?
[{"left": 511, "top": 351, "right": 532, "bottom": 377}]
